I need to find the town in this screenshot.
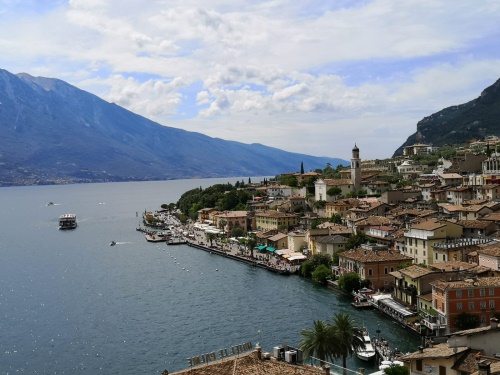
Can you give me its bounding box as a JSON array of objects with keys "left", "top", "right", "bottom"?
[{"left": 145, "top": 138, "right": 500, "bottom": 375}]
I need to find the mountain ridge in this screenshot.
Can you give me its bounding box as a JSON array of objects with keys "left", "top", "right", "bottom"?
[
  {"left": 394, "top": 78, "right": 500, "bottom": 156},
  {"left": 0, "top": 68, "right": 347, "bottom": 186}
]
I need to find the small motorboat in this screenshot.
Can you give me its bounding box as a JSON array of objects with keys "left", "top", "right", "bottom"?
[{"left": 110, "top": 241, "right": 116, "bottom": 246}]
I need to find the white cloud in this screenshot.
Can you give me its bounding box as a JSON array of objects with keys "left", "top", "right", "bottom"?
[{"left": 1, "top": 0, "right": 500, "bottom": 160}]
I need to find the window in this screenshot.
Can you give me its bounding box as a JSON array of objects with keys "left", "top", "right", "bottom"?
[
  {"left": 480, "top": 288, "right": 486, "bottom": 296},
  {"left": 490, "top": 300, "right": 495, "bottom": 309},
  {"left": 481, "top": 316, "right": 487, "bottom": 324},
  {"left": 442, "top": 254, "right": 446, "bottom": 261},
  {"left": 416, "top": 360, "right": 422, "bottom": 372},
  {"left": 468, "top": 289, "right": 474, "bottom": 297},
  {"left": 439, "top": 365, "right": 446, "bottom": 375},
  {"left": 435, "top": 253, "right": 438, "bottom": 260},
  {"left": 368, "top": 269, "right": 373, "bottom": 276},
  {"left": 490, "top": 288, "right": 495, "bottom": 296},
  {"left": 384, "top": 267, "right": 388, "bottom": 275},
  {"left": 457, "top": 302, "right": 463, "bottom": 311},
  {"left": 481, "top": 301, "right": 486, "bottom": 309},
  {"left": 441, "top": 303, "right": 445, "bottom": 312},
  {"left": 469, "top": 302, "right": 475, "bottom": 310},
  {"left": 391, "top": 267, "right": 394, "bottom": 272},
  {"left": 456, "top": 290, "right": 462, "bottom": 298}
]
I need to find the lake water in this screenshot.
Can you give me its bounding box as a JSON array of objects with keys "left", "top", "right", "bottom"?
[{"left": 0, "top": 179, "right": 420, "bottom": 374}]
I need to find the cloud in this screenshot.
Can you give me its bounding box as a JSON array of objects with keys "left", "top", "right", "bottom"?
[{"left": 1, "top": 0, "right": 500, "bottom": 160}]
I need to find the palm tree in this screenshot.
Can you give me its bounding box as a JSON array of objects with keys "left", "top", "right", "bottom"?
[
  {"left": 205, "top": 232, "right": 217, "bottom": 248},
  {"left": 330, "top": 312, "right": 365, "bottom": 373},
  {"left": 299, "top": 320, "right": 336, "bottom": 365},
  {"left": 247, "top": 233, "right": 258, "bottom": 259},
  {"left": 218, "top": 219, "right": 227, "bottom": 236}
]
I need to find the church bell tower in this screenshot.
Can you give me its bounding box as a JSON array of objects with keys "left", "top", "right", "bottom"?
[{"left": 351, "top": 144, "right": 361, "bottom": 191}]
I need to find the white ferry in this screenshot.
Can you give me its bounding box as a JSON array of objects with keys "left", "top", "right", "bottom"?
[
  {"left": 59, "top": 214, "right": 77, "bottom": 229},
  {"left": 356, "top": 329, "right": 376, "bottom": 361}
]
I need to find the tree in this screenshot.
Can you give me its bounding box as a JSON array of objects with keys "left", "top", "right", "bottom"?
[
  {"left": 205, "top": 232, "right": 217, "bottom": 247},
  {"left": 338, "top": 273, "right": 361, "bottom": 294},
  {"left": 299, "top": 320, "right": 336, "bottom": 365},
  {"left": 247, "top": 233, "right": 258, "bottom": 259},
  {"left": 312, "top": 264, "right": 332, "bottom": 284},
  {"left": 330, "top": 312, "right": 365, "bottom": 373},
  {"left": 326, "top": 186, "right": 342, "bottom": 200},
  {"left": 384, "top": 365, "right": 409, "bottom": 375},
  {"left": 345, "top": 232, "right": 367, "bottom": 250},
  {"left": 218, "top": 219, "right": 227, "bottom": 235},
  {"left": 330, "top": 213, "right": 342, "bottom": 224},
  {"left": 301, "top": 260, "right": 315, "bottom": 278},
  {"left": 455, "top": 312, "right": 480, "bottom": 330},
  {"left": 301, "top": 161, "right": 305, "bottom": 174}
]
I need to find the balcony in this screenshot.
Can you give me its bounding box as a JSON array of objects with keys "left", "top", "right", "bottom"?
[{"left": 421, "top": 312, "right": 447, "bottom": 331}]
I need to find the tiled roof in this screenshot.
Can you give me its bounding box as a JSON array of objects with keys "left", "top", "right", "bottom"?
[
  {"left": 470, "top": 361, "right": 500, "bottom": 375},
  {"left": 268, "top": 233, "right": 287, "bottom": 241},
  {"left": 429, "top": 261, "right": 477, "bottom": 272},
  {"left": 171, "top": 351, "right": 327, "bottom": 375},
  {"left": 480, "top": 212, "right": 500, "bottom": 221},
  {"left": 340, "top": 248, "right": 412, "bottom": 263},
  {"left": 323, "top": 179, "right": 353, "bottom": 186},
  {"left": 431, "top": 276, "right": 500, "bottom": 289},
  {"left": 419, "top": 292, "right": 432, "bottom": 302},
  {"left": 408, "top": 219, "right": 446, "bottom": 231},
  {"left": 315, "top": 235, "right": 347, "bottom": 245},
  {"left": 353, "top": 216, "right": 395, "bottom": 226},
  {"left": 456, "top": 220, "right": 493, "bottom": 229},
  {"left": 399, "top": 265, "right": 434, "bottom": 278},
  {"left": 451, "top": 350, "right": 482, "bottom": 373},
  {"left": 399, "top": 343, "right": 468, "bottom": 360},
  {"left": 255, "top": 211, "right": 296, "bottom": 218},
  {"left": 476, "top": 243, "right": 500, "bottom": 257}
]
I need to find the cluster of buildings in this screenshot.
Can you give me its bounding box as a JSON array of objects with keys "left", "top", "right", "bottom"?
[{"left": 193, "top": 140, "right": 500, "bottom": 338}]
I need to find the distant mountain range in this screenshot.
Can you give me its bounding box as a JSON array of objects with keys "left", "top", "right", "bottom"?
[
  {"left": 0, "top": 69, "right": 347, "bottom": 186},
  {"left": 394, "top": 78, "right": 500, "bottom": 156}
]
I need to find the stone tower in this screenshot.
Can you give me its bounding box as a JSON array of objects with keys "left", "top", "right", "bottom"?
[{"left": 351, "top": 144, "right": 361, "bottom": 191}]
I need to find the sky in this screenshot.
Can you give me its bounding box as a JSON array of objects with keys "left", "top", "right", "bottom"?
[{"left": 1, "top": 0, "right": 500, "bottom": 161}]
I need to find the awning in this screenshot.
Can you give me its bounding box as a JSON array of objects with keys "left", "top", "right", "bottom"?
[
  {"left": 257, "top": 245, "right": 266, "bottom": 251},
  {"left": 266, "top": 247, "right": 275, "bottom": 252}
]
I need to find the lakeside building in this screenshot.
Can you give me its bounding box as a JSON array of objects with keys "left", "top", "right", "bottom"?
[
  {"left": 215, "top": 211, "right": 251, "bottom": 234},
  {"left": 338, "top": 243, "right": 413, "bottom": 291},
  {"left": 254, "top": 210, "right": 298, "bottom": 232},
  {"left": 429, "top": 277, "right": 500, "bottom": 335},
  {"left": 403, "top": 219, "right": 463, "bottom": 266}
]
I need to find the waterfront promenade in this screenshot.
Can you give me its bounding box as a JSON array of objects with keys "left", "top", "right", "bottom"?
[{"left": 140, "top": 212, "right": 301, "bottom": 275}]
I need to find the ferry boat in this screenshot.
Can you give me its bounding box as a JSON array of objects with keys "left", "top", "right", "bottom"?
[
  {"left": 59, "top": 214, "right": 77, "bottom": 229},
  {"left": 356, "top": 329, "right": 376, "bottom": 361}
]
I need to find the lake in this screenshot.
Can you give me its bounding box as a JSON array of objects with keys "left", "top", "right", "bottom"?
[{"left": 0, "top": 179, "right": 420, "bottom": 374}]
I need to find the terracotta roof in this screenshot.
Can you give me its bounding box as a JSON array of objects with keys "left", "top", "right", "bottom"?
[
  {"left": 340, "top": 248, "right": 412, "bottom": 263},
  {"left": 172, "top": 351, "right": 327, "bottom": 375},
  {"left": 419, "top": 292, "right": 432, "bottom": 302},
  {"left": 315, "top": 235, "right": 347, "bottom": 245},
  {"left": 255, "top": 211, "right": 296, "bottom": 218},
  {"left": 480, "top": 213, "right": 500, "bottom": 221},
  {"left": 431, "top": 276, "right": 500, "bottom": 289},
  {"left": 429, "top": 261, "right": 477, "bottom": 272},
  {"left": 268, "top": 233, "right": 288, "bottom": 241},
  {"left": 399, "top": 265, "right": 434, "bottom": 278},
  {"left": 470, "top": 361, "right": 500, "bottom": 375},
  {"left": 399, "top": 343, "right": 468, "bottom": 360},
  {"left": 477, "top": 243, "right": 500, "bottom": 257},
  {"left": 408, "top": 219, "right": 446, "bottom": 231},
  {"left": 456, "top": 220, "right": 494, "bottom": 229},
  {"left": 322, "top": 179, "right": 353, "bottom": 186},
  {"left": 451, "top": 350, "right": 482, "bottom": 373},
  {"left": 353, "top": 216, "right": 395, "bottom": 226}
]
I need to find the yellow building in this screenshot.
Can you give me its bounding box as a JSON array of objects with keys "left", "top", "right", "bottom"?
[
  {"left": 254, "top": 210, "right": 298, "bottom": 231},
  {"left": 403, "top": 219, "right": 463, "bottom": 265}
]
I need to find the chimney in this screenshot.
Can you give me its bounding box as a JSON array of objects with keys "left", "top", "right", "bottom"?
[
  {"left": 418, "top": 346, "right": 424, "bottom": 353},
  {"left": 323, "top": 365, "right": 330, "bottom": 375},
  {"left": 491, "top": 317, "right": 499, "bottom": 329},
  {"left": 255, "top": 344, "right": 262, "bottom": 360},
  {"left": 478, "top": 360, "right": 491, "bottom": 375}
]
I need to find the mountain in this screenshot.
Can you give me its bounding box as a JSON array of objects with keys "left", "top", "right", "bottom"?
[
  {"left": 393, "top": 78, "right": 500, "bottom": 156},
  {"left": 0, "top": 69, "right": 347, "bottom": 186}
]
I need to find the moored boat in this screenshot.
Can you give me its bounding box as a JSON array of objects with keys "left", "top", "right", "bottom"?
[
  {"left": 356, "top": 329, "right": 376, "bottom": 361},
  {"left": 59, "top": 214, "right": 77, "bottom": 229}
]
